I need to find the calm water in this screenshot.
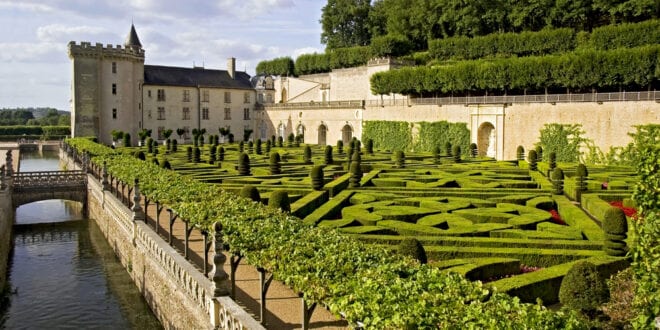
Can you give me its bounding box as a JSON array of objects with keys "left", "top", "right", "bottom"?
[{"left": 0, "top": 150, "right": 161, "bottom": 329}]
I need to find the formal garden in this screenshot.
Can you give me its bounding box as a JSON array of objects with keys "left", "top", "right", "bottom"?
[{"left": 64, "top": 122, "right": 659, "bottom": 329}]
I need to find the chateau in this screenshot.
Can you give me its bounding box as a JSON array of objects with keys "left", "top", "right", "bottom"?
[{"left": 69, "top": 25, "right": 659, "bottom": 160}]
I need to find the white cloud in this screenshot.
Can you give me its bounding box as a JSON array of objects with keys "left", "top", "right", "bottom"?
[
  {"left": 37, "top": 24, "right": 113, "bottom": 42},
  {"left": 0, "top": 42, "right": 65, "bottom": 63}
]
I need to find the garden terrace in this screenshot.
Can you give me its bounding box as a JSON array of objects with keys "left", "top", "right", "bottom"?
[{"left": 66, "top": 137, "right": 640, "bottom": 327}]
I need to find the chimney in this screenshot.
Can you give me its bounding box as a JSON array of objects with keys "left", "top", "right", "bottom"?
[{"left": 227, "top": 57, "right": 236, "bottom": 79}]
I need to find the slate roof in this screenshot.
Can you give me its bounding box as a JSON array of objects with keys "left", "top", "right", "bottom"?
[
  {"left": 144, "top": 65, "right": 253, "bottom": 89},
  {"left": 125, "top": 24, "right": 142, "bottom": 48}
]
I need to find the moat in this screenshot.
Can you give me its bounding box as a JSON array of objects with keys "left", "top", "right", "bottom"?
[{"left": 0, "top": 150, "right": 161, "bottom": 329}]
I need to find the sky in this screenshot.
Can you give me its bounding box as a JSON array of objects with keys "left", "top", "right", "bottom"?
[{"left": 0, "top": 0, "right": 326, "bottom": 111}]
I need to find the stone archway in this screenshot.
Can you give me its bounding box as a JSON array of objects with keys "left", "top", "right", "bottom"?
[
  {"left": 296, "top": 124, "right": 305, "bottom": 142},
  {"left": 477, "top": 122, "right": 496, "bottom": 158},
  {"left": 341, "top": 124, "right": 353, "bottom": 145},
  {"left": 277, "top": 123, "right": 285, "bottom": 139},
  {"left": 318, "top": 124, "right": 327, "bottom": 146}
]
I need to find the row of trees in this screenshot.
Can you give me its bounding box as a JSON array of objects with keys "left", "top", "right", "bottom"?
[
  {"left": 370, "top": 45, "right": 660, "bottom": 95},
  {"left": 321, "top": 0, "right": 659, "bottom": 51},
  {"left": 0, "top": 108, "right": 70, "bottom": 126}
]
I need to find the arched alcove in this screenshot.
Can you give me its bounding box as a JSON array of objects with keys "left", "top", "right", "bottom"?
[
  {"left": 318, "top": 124, "right": 327, "bottom": 146},
  {"left": 277, "top": 123, "right": 285, "bottom": 139},
  {"left": 477, "top": 122, "right": 496, "bottom": 158},
  {"left": 341, "top": 124, "right": 353, "bottom": 145},
  {"left": 296, "top": 124, "right": 305, "bottom": 142}
]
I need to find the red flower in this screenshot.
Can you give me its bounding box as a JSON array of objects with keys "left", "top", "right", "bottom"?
[
  {"left": 609, "top": 200, "right": 638, "bottom": 219},
  {"left": 548, "top": 209, "right": 566, "bottom": 225}
]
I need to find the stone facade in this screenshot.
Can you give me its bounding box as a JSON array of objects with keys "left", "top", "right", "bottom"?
[{"left": 0, "top": 188, "right": 12, "bottom": 294}]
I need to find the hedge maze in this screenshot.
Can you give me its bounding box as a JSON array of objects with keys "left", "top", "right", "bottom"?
[{"left": 125, "top": 139, "right": 633, "bottom": 306}]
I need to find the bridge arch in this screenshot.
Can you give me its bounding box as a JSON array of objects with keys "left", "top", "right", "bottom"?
[{"left": 10, "top": 170, "right": 88, "bottom": 215}]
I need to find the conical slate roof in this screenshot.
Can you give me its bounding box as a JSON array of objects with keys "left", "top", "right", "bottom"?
[{"left": 124, "top": 24, "right": 142, "bottom": 48}]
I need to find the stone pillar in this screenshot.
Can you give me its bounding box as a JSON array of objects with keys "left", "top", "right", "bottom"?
[
  {"left": 210, "top": 221, "right": 230, "bottom": 327},
  {"left": 132, "top": 178, "right": 144, "bottom": 221},
  {"left": 101, "top": 161, "right": 109, "bottom": 191}
]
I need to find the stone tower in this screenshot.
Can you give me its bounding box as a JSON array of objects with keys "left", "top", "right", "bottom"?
[{"left": 68, "top": 24, "right": 145, "bottom": 145}]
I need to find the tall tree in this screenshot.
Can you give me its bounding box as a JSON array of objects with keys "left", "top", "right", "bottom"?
[{"left": 320, "top": 0, "right": 372, "bottom": 49}]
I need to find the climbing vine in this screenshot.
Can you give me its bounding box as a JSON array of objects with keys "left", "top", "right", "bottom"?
[
  {"left": 415, "top": 121, "right": 470, "bottom": 154},
  {"left": 536, "top": 123, "right": 587, "bottom": 162},
  {"left": 362, "top": 121, "right": 412, "bottom": 151}
]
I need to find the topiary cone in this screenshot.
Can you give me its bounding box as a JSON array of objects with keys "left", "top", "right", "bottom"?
[
  {"left": 269, "top": 190, "right": 290, "bottom": 212},
  {"left": 398, "top": 238, "right": 427, "bottom": 264},
  {"left": 240, "top": 185, "right": 261, "bottom": 202},
  {"left": 310, "top": 165, "right": 324, "bottom": 190}
]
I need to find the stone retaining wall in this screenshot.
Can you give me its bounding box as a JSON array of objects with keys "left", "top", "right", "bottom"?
[{"left": 0, "top": 189, "right": 12, "bottom": 294}]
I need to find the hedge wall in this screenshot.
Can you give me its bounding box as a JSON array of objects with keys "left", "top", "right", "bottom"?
[
  {"left": 371, "top": 45, "right": 660, "bottom": 95},
  {"left": 295, "top": 46, "right": 373, "bottom": 75},
  {"left": 362, "top": 121, "right": 412, "bottom": 151},
  {"left": 428, "top": 28, "right": 576, "bottom": 61},
  {"left": 588, "top": 19, "right": 660, "bottom": 51},
  {"left": 255, "top": 57, "right": 294, "bottom": 76},
  {"left": 414, "top": 121, "right": 470, "bottom": 154},
  {"left": 0, "top": 125, "right": 70, "bottom": 138}
]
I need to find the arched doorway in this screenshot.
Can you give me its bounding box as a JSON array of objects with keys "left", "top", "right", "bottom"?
[
  {"left": 477, "top": 122, "right": 496, "bottom": 158},
  {"left": 259, "top": 121, "right": 267, "bottom": 141},
  {"left": 296, "top": 124, "right": 305, "bottom": 142},
  {"left": 277, "top": 123, "right": 285, "bottom": 139},
  {"left": 318, "top": 124, "right": 327, "bottom": 146},
  {"left": 342, "top": 124, "right": 353, "bottom": 145}
]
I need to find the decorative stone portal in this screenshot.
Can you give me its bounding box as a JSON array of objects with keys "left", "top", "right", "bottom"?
[
  {"left": 318, "top": 124, "right": 327, "bottom": 146},
  {"left": 470, "top": 105, "right": 506, "bottom": 160},
  {"left": 342, "top": 124, "right": 353, "bottom": 145}
]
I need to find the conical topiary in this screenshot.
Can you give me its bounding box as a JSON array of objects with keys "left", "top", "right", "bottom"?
[
  {"left": 559, "top": 261, "right": 609, "bottom": 315},
  {"left": 193, "top": 147, "right": 201, "bottom": 163},
  {"left": 269, "top": 152, "right": 281, "bottom": 175},
  {"left": 551, "top": 167, "right": 564, "bottom": 195},
  {"left": 336, "top": 140, "right": 344, "bottom": 154},
  {"left": 398, "top": 238, "right": 427, "bottom": 264},
  {"left": 469, "top": 143, "right": 477, "bottom": 158},
  {"left": 349, "top": 151, "right": 362, "bottom": 188},
  {"left": 516, "top": 145, "right": 525, "bottom": 161},
  {"left": 528, "top": 150, "right": 538, "bottom": 171},
  {"left": 256, "top": 139, "right": 262, "bottom": 155},
  {"left": 365, "top": 138, "right": 374, "bottom": 154},
  {"left": 303, "top": 146, "right": 312, "bottom": 164},
  {"left": 394, "top": 150, "right": 405, "bottom": 168},
  {"left": 310, "top": 165, "right": 324, "bottom": 190},
  {"left": 171, "top": 139, "right": 178, "bottom": 152},
  {"left": 535, "top": 145, "right": 543, "bottom": 162},
  {"left": 324, "top": 145, "right": 333, "bottom": 165},
  {"left": 602, "top": 207, "right": 628, "bottom": 256},
  {"left": 186, "top": 146, "right": 193, "bottom": 162},
  {"left": 549, "top": 152, "right": 557, "bottom": 171},
  {"left": 265, "top": 140, "right": 272, "bottom": 154},
  {"left": 576, "top": 163, "right": 588, "bottom": 202},
  {"left": 217, "top": 146, "right": 225, "bottom": 161},
  {"left": 444, "top": 142, "right": 452, "bottom": 156},
  {"left": 433, "top": 146, "right": 440, "bottom": 164},
  {"left": 268, "top": 190, "right": 290, "bottom": 212},
  {"left": 238, "top": 152, "right": 251, "bottom": 176},
  {"left": 453, "top": 145, "right": 461, "bottom": 163},
  {"left": 240, "top": 185, "right": 261, "bottom": 203}
]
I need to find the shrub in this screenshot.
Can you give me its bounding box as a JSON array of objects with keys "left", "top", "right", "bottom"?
[
  {"left": 193, "top": 147, "right": 201, "bottom": 163},
  {"left": 160, "top": 159, "right": 171, "bottom": 170},
  {"left": 398, "top": 238, "right": 427, "bottom": 264},
  {"left": 370, "top": 34, "right": 413, "bottom": 57},
  {"left": 239, "top": 141, "right": 244, "bottom": 153},
  {"left": 123, "top": 133, "right": 131, "bottom": 147},
  {"left": 445, "top": 142, "right": 452, "bottom": 156},
  {"left": 217, "top": 146, "right": 225, "bottom": 161},
  {"left": 152, "top": 139, "right": 159, "bottom": 155},
  {"left": 517, "top": 146, "right": 525, "bottom": 160},
  {"left": 535, "top": 146, "right": 543, "bottom": 162},
  {"left": 365, "top": 138, "right": 374, "bottom": 154},
  {"left": 269, "top": 190, "right": 290, "bottom": 212},
  {"left": 134, "top": 150, "right": 145, "bottom": 161},
  {"left": 528, "top": 150, "right": 538, "bottom": 171},
  {"left": 337, "top": 140, "right": 344, "bottom": 154},
  {"left": 394, "top": 150, "right": 405, "bottom": 168},
  {"left": 551, "top": 168, "right": 564, "bottom": 195},
  {"left": 287, "top": 133, "right": 295, "bottom": 147},
  {"left": 559, "top": 261, "right": 609, "bottom": 315},
  {"left": 228, "top": 133, "right": 234, "bottom": 144},
  {"left": 433, "top": 146, "right": 440, "bottom": 164},
  {"left": 303, "top": 146, "right": 312, "bottom": 164},
  {"left": 186, "top": 146, "right": 193, "bottom": 162},
  {"left": 265, "top": 140, "right": 272, "bottom": 154},
  {"left": 256, "top": 56, "right": 294, "bottom": 76},
  {"left": 269, "top": 152, "right": 282, "bottom": 175},
  {"left": 171, "top": 139, "right": 178, "bottom": 152},
  {"left": 238, "top": 152, "right": 250, "bottom": 176},
  {"left": 151, "top": 157, "right": 159, "bottom": 166},
  {"left": 248, "top": 141, "right": 254, "bottom": 153},
  {"left": 324, "top": 145, "right": 333, "bottom": 165},
  {"left": 240, "top": 185, "right": 261, "bottom": 203},
  {"left": 453, "top": 145, "right": 461, "bottom": 163},
  {"left": 548, "top": 152, "right": 557, "bottom": 171},
  {"left": 256, "top": 139, "right": 262, "bottom": 155},
  {"left": 310, "top": 165, "right": 324, "bottom": 190},
  {"left": 603, "top": 268, "right": 636, "bottom": 328},
  {"left": 349, "top": 151, "right": 362, "bottom": 188},
  {"left": 603, "top": 208, "right": 628, "bottom": 257},
  {"left": 469, "top": 143, "right": 477, "bottom": 157},
  {"left": 575, "top": 163, "right": 588, "bottom": 201},
  {"left": 146, "top": 137, "right": 153, "bottom": 153}
]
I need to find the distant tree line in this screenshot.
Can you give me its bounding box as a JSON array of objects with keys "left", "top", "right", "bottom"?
[{"left": 0, "top": 108, "right": 70, "bottom": 126}]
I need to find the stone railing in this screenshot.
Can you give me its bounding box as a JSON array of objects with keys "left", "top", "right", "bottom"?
[{"left": 256, "top": 100, "right": 365, "bottom": 111}]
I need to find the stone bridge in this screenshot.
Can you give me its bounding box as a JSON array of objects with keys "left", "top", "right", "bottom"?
[{"left": 9, "top": 170, "right": 88, "bottom": 210}]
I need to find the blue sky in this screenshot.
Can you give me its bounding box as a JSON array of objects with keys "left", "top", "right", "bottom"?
[{"left": 0, "top": 0, "right": 325, "bottom": 111}]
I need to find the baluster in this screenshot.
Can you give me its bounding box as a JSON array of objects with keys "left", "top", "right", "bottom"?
[
  {"left": 131, "top": 178, "right": 144, "bottom": 221},
  {"left": 101, "top": 161, "right": 109, "bottom": 191},
  {"left": 210, "top": 222, "right": 229, "bottom": 296}
]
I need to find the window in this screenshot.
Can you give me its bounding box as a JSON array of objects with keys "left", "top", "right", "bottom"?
[
  {"left": 258, "top": 93, "right": 264, "bottom": 103},
  {"left": 202, "top": 90, "right": 209, "bottom": 102},
  {"left": 182, "top": 107, "right": 190, "bottom": 120},
  {"left": 112, "top": 83, "right": 117, "bottom": 95},
  {"left": 183, "top": 90, "right": 190, "bottom": 102},
  {"left": 224, "top": 91, "right": 231, "bottom": 103},
  {"left": 224, "top": 108, "right": 231, "bottom": 120},
  {"left": 244, "top": 92, "right": 250, "bottom": 104},
  {"left": 148, "top": 90, "right": 152, "bottom": 98},
  {"left": 157, "top": 89, "right": 166, "bottom": 101},
  {"left": 243, "top": 108, "right": 250, "bottom": 120},
  {"left": 157, "top": 126, "right": 165, "bottom": 140},
  {"left": 266, "top": 94, "right": 273, "bottom": 103},
  {"left": 112, "top": 108, "right": 117, "bottom": 119},
  {"left": 183, "top": 126, "right": 190, "bottom": 139},
  {"left": 157, "top": 107, "right": 165, "bottom": 120},
  {"left": 112, "top": 62, "right": 117, "bottom": 74},
  {"left": 202, "top": 107, "right": 209, "bottom": 120}
]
